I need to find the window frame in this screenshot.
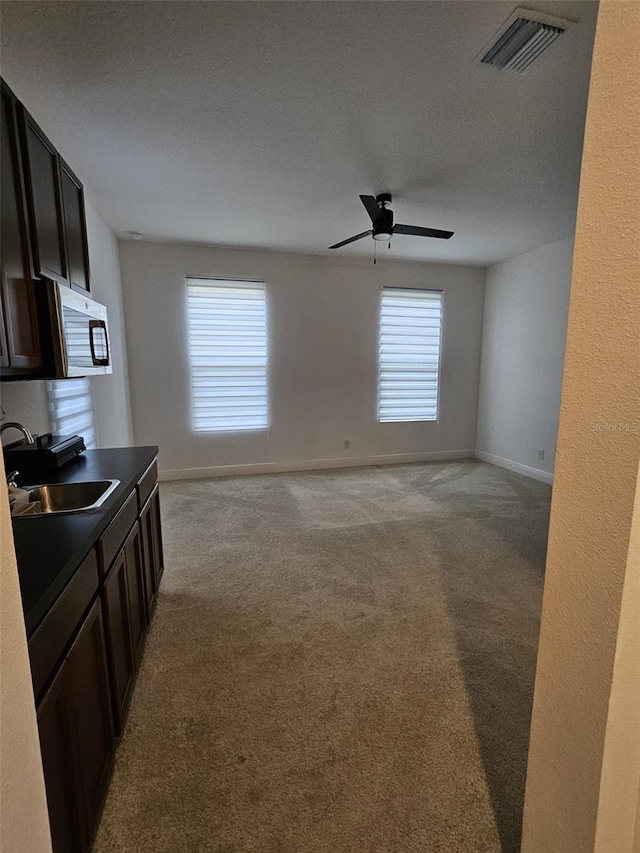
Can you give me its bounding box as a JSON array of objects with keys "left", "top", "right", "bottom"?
[
  {"left": 377, "top": 286, "right": 444, "bottom": 425},
  {"left": 185, "top": 276, "right": 270, "bottom": 434}
]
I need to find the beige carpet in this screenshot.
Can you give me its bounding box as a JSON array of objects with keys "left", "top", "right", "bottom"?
[{"left": 94, "top": 460, "right": 550, "bottom": 853}]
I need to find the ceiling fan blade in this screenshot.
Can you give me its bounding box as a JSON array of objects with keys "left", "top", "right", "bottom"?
[
  {"left": 329, "top": 230, "right": 373, "bottom": 250},
  {"left": 394, "top": 224, "right": 454, "bottom": 239},
  {"left": 359, "top": 195, "right": 383, "bottom": 225}
]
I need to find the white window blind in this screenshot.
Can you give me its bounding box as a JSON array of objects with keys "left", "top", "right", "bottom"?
[
  {"left": 186, "top": 278, "right": 268, "bottom": 432},
  {"left": 47, "top": 377, "right": 97, "bottom": 447},
  {"left": 378, "top": 288, "right": 442, "bottom": 423}
]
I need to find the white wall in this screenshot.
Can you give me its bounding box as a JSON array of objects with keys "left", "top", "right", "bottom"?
[
  {"left": 0, "top": 455, "right": 52, "bottom": 852},
  {"left": 83, "top": 194, "right": 133, "bottom": 447},
  {"left": 119, "top": 241, "right": 485, "bottom": 478},
  {"left": 0, "top": 380, "right": 50, "bottom": 437},
  {"left": 0, "top": 195, "right": 133, "bottom": 449},
  {"left": 475, "top": 237, "right": 574, "bottom": 483}
]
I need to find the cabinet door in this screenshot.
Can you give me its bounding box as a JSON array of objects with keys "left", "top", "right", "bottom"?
[
  {"left": 0, "top": 291, "right": 8, "bottom": 368},
  {"left": 150, "top": 486, "right": 165, "bottom": 586},
  {"left": 103, "top": 549, "right": 135, "bottom": 735},
  {"left": 37, "top": 666, "right": 85, "bottom": 853},
  {"left": 140, "top": 485, "right": 164, "bottom": 616},
  {"left": 37, "top": 598, "right": 114, "bottom": 853},
  {"left": 19, "top": 107, "right": 67, "bottom": 284},
  {"left": 140, "top": 496, "right": 158, "bottom": 618},
  {"left": 60, "top": 159, "right": 90, "bottom": 292},
  {"left": 65, "top": 597, "right": 114, "bottom": 843},
  {"left": 0, "top": 83, "right": 43, "bottom": 372},
  {"left": 124, "top": 522, "right": 147, "bottom": 664}
]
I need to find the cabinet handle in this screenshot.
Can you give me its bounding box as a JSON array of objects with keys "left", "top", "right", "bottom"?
[{"left": 89, "top": 320, "right": 110, "bottom": 366}]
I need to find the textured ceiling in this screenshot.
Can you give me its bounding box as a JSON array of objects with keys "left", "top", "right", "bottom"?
[{"left": 1, "top": 1, "right": 598, "bottom": 265}]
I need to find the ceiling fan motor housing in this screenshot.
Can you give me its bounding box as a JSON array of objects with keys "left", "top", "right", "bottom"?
[{"left": 373, "top": 194, "right": 394, "bottom": 239}]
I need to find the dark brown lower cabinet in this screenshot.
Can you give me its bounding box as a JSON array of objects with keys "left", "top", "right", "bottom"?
[
  {"left": 140, "top": 485, "right": 164, "bottom": 618},
  {"left": 31, "top": 457, "right": 164, "bottom": 850},
  {"left": 103, "top": 522, "right": 148, "bottom": 734},
  {"left": 151, "top": 487, "right": 164, "bottom": 583},
  {"left": 139, "top": 497, "right": 156, "bottom": 617},
  {"left": 37, "top": 598, "right": 114, "bottom": 853},
  {"left": 102, "top": 549, "right": 135, "bottom": 736},
  {"left": 37, "top": 673, "right": 84, "bottom": 853},
  {"left": 125, "top": 523, "right": 147, "bottom": 664}
]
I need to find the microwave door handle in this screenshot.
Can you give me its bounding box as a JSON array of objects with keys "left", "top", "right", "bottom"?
[{"left": 89, "top": 320, "right": 110, "bottom": 366}]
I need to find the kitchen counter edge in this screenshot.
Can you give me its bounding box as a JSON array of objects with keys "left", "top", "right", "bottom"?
[{"left": 11, "top": 446, "right": 159, "bottom": 637}]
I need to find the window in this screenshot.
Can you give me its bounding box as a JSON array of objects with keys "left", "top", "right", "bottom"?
[
  {"left": 186, "top": 278, "right": 268, "bottom": 432},
  {"left": 47, "top": 377, "right": 97, "bottom": 447},
  {"left": 378, "top": 288, "right": 442, "bottom": 423}
]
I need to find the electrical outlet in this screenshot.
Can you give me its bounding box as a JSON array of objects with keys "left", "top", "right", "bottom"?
[
  {"left": 538, "top": 449, "right": 545, "bottom": 461},
  {"left": 344, "top": 439, "right": 351, "bottom": 450}
]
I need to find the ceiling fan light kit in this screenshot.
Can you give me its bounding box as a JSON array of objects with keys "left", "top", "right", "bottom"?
[{"left": 329, "top": 194, "right": 453, "bottom": 262}]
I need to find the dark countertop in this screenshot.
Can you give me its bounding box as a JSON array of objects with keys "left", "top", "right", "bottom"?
[{"left": 11, "top": 446, "right": 158, "bottom": 637}]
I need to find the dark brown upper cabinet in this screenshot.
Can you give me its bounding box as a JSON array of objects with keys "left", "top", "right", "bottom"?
[
  {"left": 0, "top": 81, "right": 44, "bottom": 376},
  {"left": 17, "top": 95, "right": 91, "bottom": 294},
  {"left": 1, "top": 78, "right": 94, "bottom": 379},
  {"left": 60, "top": 159, "right": 91, "bottom": 293},
  {"left": 19, "top": 107, "right": 68, "bottom": 285}
]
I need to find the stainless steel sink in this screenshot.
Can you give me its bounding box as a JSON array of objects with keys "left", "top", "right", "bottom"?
[{"left": 15, "top": 479, "right": 121, "bottom": 516}]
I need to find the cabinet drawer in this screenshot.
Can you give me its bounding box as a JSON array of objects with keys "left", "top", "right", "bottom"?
[
  {"left": 137, "top": 459, "right": 157, "bottom": 511},
  {"left": 98, "top": 490, "right": 137, "bottom": 577},
  {"left": 28, "top": 548, "right": 99, "bottom": 701}
]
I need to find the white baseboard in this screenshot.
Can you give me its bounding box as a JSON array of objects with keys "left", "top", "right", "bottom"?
[
  {"left": 475, "top": 450, "right": 554, "bottom": 484},
  {"left": 159, "top": 449, "right": 475, "bottom": 481}
]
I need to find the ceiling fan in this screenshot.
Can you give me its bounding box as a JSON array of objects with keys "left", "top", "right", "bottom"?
[{"left": 329, "top": 194, "right": 454, "bottom": 251}]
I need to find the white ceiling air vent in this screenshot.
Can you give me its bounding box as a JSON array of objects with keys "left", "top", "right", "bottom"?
[{"left": 474, "top": 7, "right": 574, "bottom": 73}]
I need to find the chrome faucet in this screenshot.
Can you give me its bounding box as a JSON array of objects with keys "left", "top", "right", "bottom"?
[{"left": 0, "top": 421, "right": 35, "bottom": 445}]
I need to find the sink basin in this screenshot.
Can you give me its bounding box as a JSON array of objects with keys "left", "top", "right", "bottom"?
[{"left": 15, "top": 479, "right": 121, "bottom": 516}]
